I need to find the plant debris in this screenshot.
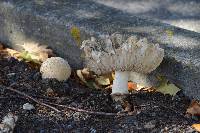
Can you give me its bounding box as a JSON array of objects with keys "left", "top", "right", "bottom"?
[
  {"left": 0, "top": 44, "right": 197, "bottom": 132},
  {"left": 0, "top": 113, "right": 18, "bottom": 133},
  {"left": 156, "top": 76, "right": 180, "bottom": 96},
  {"left": 186, "top": 100, "right": 200, "bottom": 116},
  {"left": 192, "top": 124, "right": 200, "bottom": 132},
  {"left": 22, "top": 103, "right": 35, "bottom": 111}
]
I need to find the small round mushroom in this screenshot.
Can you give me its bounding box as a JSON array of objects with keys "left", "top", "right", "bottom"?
[
  {"left": 81, "top": 33, "right": 164, "bottom": 101},
  {"left": 40, "top": 57, "right": 71, "bottom": 81}
]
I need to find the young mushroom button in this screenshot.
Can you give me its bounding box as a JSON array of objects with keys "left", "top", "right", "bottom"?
[
  {"left": 81, "top": 33, "right": 164, "bottom": 101},
  {"left": 40, "top": 57, "right": 71, "bottom": 81}
]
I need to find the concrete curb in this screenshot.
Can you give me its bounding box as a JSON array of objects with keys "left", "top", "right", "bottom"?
[{"left": 0, "top": 0, "right": 200, "bottom": 99}]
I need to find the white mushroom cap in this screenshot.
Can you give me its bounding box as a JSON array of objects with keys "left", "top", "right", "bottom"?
[
  {"left": 81, "top": 33, "right": 164, "bottom": 75},
  {"left": 40, "top": 57, "right": 71, "bottom": 81}
]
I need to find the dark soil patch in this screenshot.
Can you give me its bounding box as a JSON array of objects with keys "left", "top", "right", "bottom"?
[{"left": 0, "top": 52, "right": 198, "bottom": 132}]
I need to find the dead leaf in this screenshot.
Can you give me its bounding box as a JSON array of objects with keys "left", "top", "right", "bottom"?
[
  {"left": 128, "top": 82, "right": 137, "bottom": 91},
  {"left": 70, "top": 26, "right": 81, "bottom": 46},
  {"left": 21, "top": 42, "right": 53, "bottom": 56},
  {"left": 136, "top": 84, "right": 146, "bottom": 91},
  {"left": 186, "top": 100, "right": 200, "bottom": 116},
  {"left": 5, "top": 48, "right": 21, "bottom": 58},
  {"left": 156, "top": 76, "right": 180, "bottom": 96},
  {"left": 101, "top": 73, "right": 115, "bottom": 82},
  {"left": 0, "top": 43, "right": 4, "bottom": 50},
  {"left": 192, "top": 124, "right": 200, "bottom": 132},
  {"left": 165, "top": 29, "right": 174, "bottom": 38},
  {"left": 76, "top": 69, "right": 87, "bottom": 83},
  {"left": 156, "top": 82, "right": 180, "bottom": 96},
  {"left": 81, "top": 68, "right": 96, "bottom": 80},
  {"left": 76, "top": 68, "right": 113, "bottom": 89},
  {"left": 76, "top": 69, "right": 100, "bottom": 89},
  {"left": 95, "top": 76, "right": 110, "bottom": 86}
]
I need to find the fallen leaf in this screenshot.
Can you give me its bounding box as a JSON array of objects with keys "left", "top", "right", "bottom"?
[
  {"left": 95, "top": 76, "right": 110, "bottom": 86},
  {"left": 76, "top": 69, "right": 87, "bottom": 83},
  {"left": 21, "top": 42, "right": 53, "bottom": 57},
  {"left": 102, "top": 73, "right": 115, "bottom": 82},
  {"left": 0, "top": 43, "right": 4, "bottom": 50},
  {"left": 165, "top": 29, "right": 174, "bottom": 38},
  {"left": 5, "top": 48, "right": 20, "bottom": 57},
  {"left": 186, "top": 100, "right": 200, "bottom": 116},
  {"left": 128, "top": 82, "right": 137, "bottom": 91},
  {"left": 136, "top": 84, "right": 146, "bottom": 91},
  {"left": 156, "top": 76, "right": 180, "bottom": 96},
  {"left": 19, "top": 51, "right": 41, "bottom": 64},
  {"left": 192, "top": 124, "right": 200, "bottom": 132},
  {"left": 84, "top": 81, "right": 100, "bottom": 89},
  {"left": 70, "top": 26, "right": 81, "bottom": 46},
  {"left": 81, "top": 68, "right": 96, "bottom": 80},
  {"left": 156, "top": 82, "right": 180, "bottom": 96},
  {"left": 76, "top": 69, "right": 99, "bottom": 89}
]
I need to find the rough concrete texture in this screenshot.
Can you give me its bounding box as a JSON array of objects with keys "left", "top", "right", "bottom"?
[
  {"left": 0, "top": 0, "right": 200, "bottom": 99},
  {"left": 95, "top": 0, "right": 200, "bottom": 33}
]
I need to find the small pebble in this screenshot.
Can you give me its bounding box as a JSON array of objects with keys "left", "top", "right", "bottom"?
[
  {"left": 144, "top": 120, "right": 156, "bottom": 129},
  {"left": 23, "top": 103, "right": 35, "bottom": 110},
  {"left": 7, "top": 73, "right": 16, "bottom": 77}
]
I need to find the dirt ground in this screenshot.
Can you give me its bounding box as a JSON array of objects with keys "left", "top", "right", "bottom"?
[{"left": 0, "top": 50, "right": 198, "bottom": 132}]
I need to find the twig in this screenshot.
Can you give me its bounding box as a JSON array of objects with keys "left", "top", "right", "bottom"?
[
  {"left": 45, "top": 102, "right": 131, "bottom": 116},
  {"left": 0, "top": 85, "right": 61, "bottom": 113},
  {"left": 0, "top": 85, "right": 133, "bottom": 116},
  {"left": 0, "top": 96, "right": 24, "bottom": 99}
]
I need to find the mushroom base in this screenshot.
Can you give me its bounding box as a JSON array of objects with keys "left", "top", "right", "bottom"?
[
  {"left": 111, "top": 71, "right": 129, "bottom": 100},
  {"left": 111, "top": 93, "right": 129, "bottom": 102}
]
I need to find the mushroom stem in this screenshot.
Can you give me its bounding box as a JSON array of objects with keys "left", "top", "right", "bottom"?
[{"left": 111, "top": 71, "right": 129, "bottom": 95}]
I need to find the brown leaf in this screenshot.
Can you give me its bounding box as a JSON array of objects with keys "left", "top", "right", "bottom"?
[
  {"left": 95, "top": 76, "right": 110, "bottom": 86},
  {"left": 76, "top": 69, "right": 87, "bottom": 83},
  {"left": 128, "top": 82, "right": 137, "bottom": 91},
  {"left": 192, "top": 124, "right": 200, "bottom": 132},
  {"left": 81, "top": 68, "right": 96, "bottom": 80},
  {"left": 5, "top": 48, "right": 21, "bottom": 58},
  {"left": 0, "top": 43, "right": 4, "bottom": 50},
  {"left": 186, "top": 100, "right": 200, "bottom": 116}
]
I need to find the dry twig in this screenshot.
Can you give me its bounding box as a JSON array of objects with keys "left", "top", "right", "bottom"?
[
  {"left": 0, "top": 85, "right": 61, "bottom": 113},
  {"left": 45, "top": 102, "right": 131, "bottom": 116},
  {"left": 0, "top": 85, "right": 133, "bottom": 116}
]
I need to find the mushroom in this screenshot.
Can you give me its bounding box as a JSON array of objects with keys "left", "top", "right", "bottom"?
[
  {"left": 81, "top": 33, "right": 164, "bottom": 101},
  {"left": 40, "top": 57, "right": 71, "bottom": 81}
]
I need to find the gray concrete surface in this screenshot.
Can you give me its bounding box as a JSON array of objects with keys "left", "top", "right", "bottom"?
[
  {"left": 0, "top": 0, "right": 200, "bottom": 99},
  {"left": 95, "top": 0, "right": 200, "bottom": 33}
]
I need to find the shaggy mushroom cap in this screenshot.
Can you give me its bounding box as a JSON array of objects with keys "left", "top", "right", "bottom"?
[
  {"left": 40, "top": 57, "right": 71, "bottom": 81},
  {"left": 81, "top": 33, "right": 164, "bottom": 75},
  {"left": 81, "top": 33, "right": 164, "bottom": 101}
]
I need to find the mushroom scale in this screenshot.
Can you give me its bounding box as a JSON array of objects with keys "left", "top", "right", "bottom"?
[{"left": 81, "top": 33, "right": 164, "bottom": 97}]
